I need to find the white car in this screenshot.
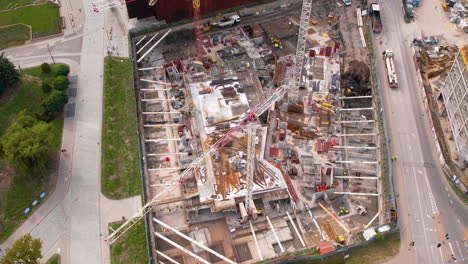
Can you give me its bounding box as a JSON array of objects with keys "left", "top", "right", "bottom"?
[{"left": 342, "top": 0, "right": 351, "bottom": 6}]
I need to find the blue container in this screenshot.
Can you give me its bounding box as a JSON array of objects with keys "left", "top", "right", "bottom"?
[{"left": 413, "top": 0, "right": 420, "bottom": 7}]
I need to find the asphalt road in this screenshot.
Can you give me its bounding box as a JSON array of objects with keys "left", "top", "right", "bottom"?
[{"left": 374, "top": 1, "right": 467, "bottom": 263}]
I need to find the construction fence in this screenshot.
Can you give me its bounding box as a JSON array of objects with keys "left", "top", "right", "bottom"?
[{"left": 131, "top": 40, "right": 156, "bottom": 264}]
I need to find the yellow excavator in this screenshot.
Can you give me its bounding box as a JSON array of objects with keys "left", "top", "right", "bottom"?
[{"left": 203, "top": 13, "right": 222, "bottom": 32}]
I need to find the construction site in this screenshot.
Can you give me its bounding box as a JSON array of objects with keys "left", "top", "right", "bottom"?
[
  {"left": 106, "top": 1, "right": 393, "bottom": 263},
  {"left": 413, "top": 40, "right": 468, "bottom": 193}
]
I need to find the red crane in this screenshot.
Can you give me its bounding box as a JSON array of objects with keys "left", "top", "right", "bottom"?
[{"left": 192, "top": 0, "right": 204, "bottom": 61}]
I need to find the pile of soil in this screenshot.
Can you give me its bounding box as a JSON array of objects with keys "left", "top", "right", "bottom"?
[{"left": 341, "top": 60, "right": 371, "bottom": 96}]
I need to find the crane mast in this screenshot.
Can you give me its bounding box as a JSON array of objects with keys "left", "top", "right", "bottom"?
[
  {"left": 244, "top": 123, "right": 256, "bottom": 215},
  {"left": 290, "top": 0, "right": 313, "bottom": 101},
  {"left": 192, "top": 0, "right": 204, "bottom": 61}
]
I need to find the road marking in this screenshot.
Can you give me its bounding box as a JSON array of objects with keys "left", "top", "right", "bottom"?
[
  {"left": 450, "top": 200, "right": 453, "bottom": 205},
  {"left": 423, "top": 170, "right": 440, "bottom": 215},
  {"left": 438, "top": 246, "right": 444, "bottom": 264},
  {"left": 448, "top": 193, "right": 451, "bottom": 198},
  {"left": 413, "top": 169, "right": 435, "bottom": 262},
  {"left": 445, "top": 186, "right": 448, "bottom": 191},
  {"left": 449, "top": 242, "right": 456, "bottom": 260},
  {"left": 455, "top": 241, "right": 463, "bottom": 259}
]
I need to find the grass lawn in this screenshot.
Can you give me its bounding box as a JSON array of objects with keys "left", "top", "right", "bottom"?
[
  {"left": 0, "top": 24, "right": 30, "bottom": 50},
  {"left": 109, "top": 221, "right": 149, "bottom": 264},
  {"left": 0, "top": 64, "right": 65, "bottom": 242},
  {"left": 0, "top": 0, "right": 45, "bottom": 11},
  {"left": 102, "top": 56, "right": 141, "bottom": 199},
  {"left": 45, "top": 254, "right": 60, "bottom": 264},
  {"left": 0, "top": 3, "right": 61, "bottom": 38},
  {"left": 291, "top": 232, "right": 400, "bottom": 264}
]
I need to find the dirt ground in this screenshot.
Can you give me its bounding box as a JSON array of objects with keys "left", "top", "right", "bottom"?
[
  {"left": 155, "top": 218, "right": 237, "bottom": 264},
  {"left": 341, "top": 60, "right": 372, "bottom": 96},
  {"left": 339, "top": 0, "right": 370, "bottom": 66}
]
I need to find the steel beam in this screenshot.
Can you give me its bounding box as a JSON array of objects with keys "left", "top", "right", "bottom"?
[
  {"left": 140, "top": 88, "right": 171, "bottom": 91},
  {"left": 140, "top": 79, "right": 171, "bottom": 85},
  {"left": 335, "top": 120, "right": 375, "bottom": 124},
  {"left": 334, "top": 192, "right": 380, "bottom": 196},
  {"left": 334, "top": 176, "right": 378, "bottom": 180},
  {"left": 286, "top": 211, "right": 306, "bottom": 247},
  {"left": 135, "top": 35, "right": 147, "bottom": 46},
  {"left": 141, "top": 98, "right": 175, "bottom": 101},
  {"left": 154, "top": 232, "right": 211, "bottom": 264},
  {"left": 336, "top": 133, "right": 376, "bottom": 137},
  {"left": 337, "top": 96, "right": 373, "bottom": 99},
  {"left": 305, "top": 204, "right": 324, "bottom": 240},
  {"left": 266, "top": 216, "right": 285, "bottom": 253},
  {"left": 145, "top": 139, "right": 182, "bottom": 143},
  {"left": 333, "top": 146, "right": 377, "bottom": 150},
  {"left": 249, "top": 220, "right": 263, "bottom": 260},
  {"left": 138, "top": 66, "right": 163, "bottom": 71},
  {"left": 156, "top": 250, "right": 180, "bottom": 264},
  {"left": 153, "top": 218, "right": 237, "bottom": 264},
  {"left": 337, "top": 107, "right": 374, "bottom": 111},
  {"left": 147, "top": 153, "right": 188, "bottom": 156},
  {"left": 143, "top": 124, "right": 180, "bottom": 127},
  {"left": 142, "top": 112, "right": 181, "bottom": 114},
  {"left": 137, "top": 32, "right": 159, "bottom": 54},
  {"left": 364, "top": 211, "right": 380, "bottom": 228},
  {"left": 317, "top": 202, "right": 350, "bottom": 233},
  {"left": 148, "top": 168, "right": 180, "bottom": 171},
  {"left": 138, "top": 29, "right": 172, "bottom": 63},
  {"left": 336, "top": 161, "right": 378, "bottom": 164}
]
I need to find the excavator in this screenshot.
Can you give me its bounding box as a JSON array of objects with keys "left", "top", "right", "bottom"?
[{"left": 202, "top": 13, "right": 222, "bottom": 32}]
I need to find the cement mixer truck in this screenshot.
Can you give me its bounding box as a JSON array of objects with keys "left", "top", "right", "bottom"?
[{"left": 383, "top": 50, "right": 398, "bottom": 88}]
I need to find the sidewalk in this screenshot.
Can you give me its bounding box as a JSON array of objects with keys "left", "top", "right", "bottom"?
[{"left": 0, "top": 59, "right": 80, "bottom": 262}]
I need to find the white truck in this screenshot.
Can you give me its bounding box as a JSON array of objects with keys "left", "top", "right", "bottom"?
[
  {"left": 213, "top": 15, "right": 241, "bottom": 28},
  {"left": 382, "top": 50, "right": 398, "bottom": 88}
]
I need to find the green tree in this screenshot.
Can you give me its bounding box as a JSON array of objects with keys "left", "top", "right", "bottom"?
[
  {"left": 41, "top": 62, "right": 51, "bottom": 74},
  {"left": 41, "top": 90, "right": 68, "bottom": 113},
  {"left": 375, "top": 232, "right": 385, "bottom": 241},
  {"left": 0, "top": 234, "right": 42, "bottom": 264},
  {"left": 0, "top": 53, "right": 19, "bottom": 94},
  {"left": 0, "top": 111, "right": 53, "bottom": 172},
  {"left": 55, "top": 64, "right": 70, "bottom": 76},
  {"left": 42, "top": 81, "right": 52, "bottom": 93},
  {"left": 53, "top": 75, "right": 69, "bottom": 91}
]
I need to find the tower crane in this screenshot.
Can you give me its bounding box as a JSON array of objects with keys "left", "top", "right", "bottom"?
[
  {"left": 105, "top": 88, "right": 285, "bottom": 245},
  {"left": 192, "top": 0, "right": 204, "bottom": 61},
  {"left": 290, "top": 0, "right": 313, "bottom": 101},
  {"left": 244, "top": 123, "right": 256, "bottom": 216}
]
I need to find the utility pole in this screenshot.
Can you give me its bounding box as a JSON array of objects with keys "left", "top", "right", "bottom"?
[{"left": 47, "top": 44, "right": 56, "bottom": 64}]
